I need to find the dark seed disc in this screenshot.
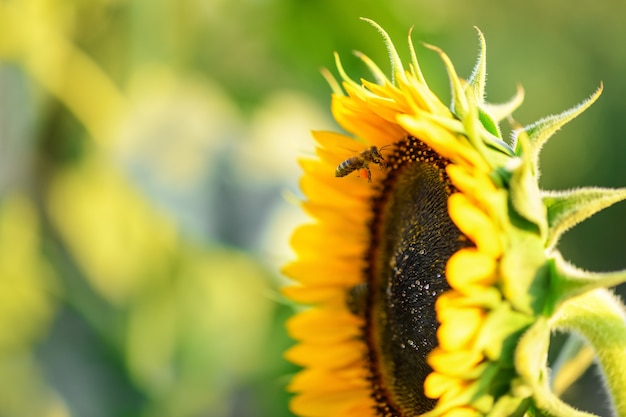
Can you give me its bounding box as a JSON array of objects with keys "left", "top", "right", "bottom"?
[{"left": 364, "top": 136, "right": 469, "bottom": 416}]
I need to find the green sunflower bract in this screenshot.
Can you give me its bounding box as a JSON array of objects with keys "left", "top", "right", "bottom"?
[{"left": 283, "top": 18, "right": 626, "bottom": 417}]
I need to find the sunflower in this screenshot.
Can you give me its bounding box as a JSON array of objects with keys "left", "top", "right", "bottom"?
[{"left": 283, "top": 18, "right": 626, "bottom": 417}]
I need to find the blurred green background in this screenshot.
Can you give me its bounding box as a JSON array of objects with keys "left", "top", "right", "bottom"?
[{"left": 0, "top": 1, "right": 625, "bottom": 416}]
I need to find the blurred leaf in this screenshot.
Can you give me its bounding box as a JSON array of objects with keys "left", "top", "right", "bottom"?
[
  {"left": 0, "top": 353, "right": 70, "bottom": 417},
  {"left": 0, "top": 194, "right": 64, "bottom": 417},
  {"left": 126, "top": 246, "right": 276, "bottom": 417},
  {"left": 47, "top": 156, "right": 178, "bottom": 305},
  {"left": 0, "top": 194, "right": 57, "bottom": 353}
]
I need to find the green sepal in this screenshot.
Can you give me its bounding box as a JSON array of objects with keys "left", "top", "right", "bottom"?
[
  {"left": 466, "top": 28, "right": 501, "bottom": 140},
  {"left": 489, "top": 165, "right": 513, "bottom": 189},
  {"left": 429, "top": 28, "right": 519, "bottom": 161},
  {"left": 423, "top": 42, "right": 469, "bottom": 120},
  {"left": 515, "top": 317, "right": 550, "bottom": 385},
  {"left": 479, "top": 107, "right": 503, "bottom": 139},
  {"left": 500, "top": 226, "right": 550, "bottom": 314},
  {"left": 514, "top": 85, "right": 603, "bottom": 170},
  {"left": 464, "top": 91, "right": 515, "bottom": 169},
  {"left": 482, "top": 84, "right": 525, "bottom": 124},
  {"left": 354, "top": 50, "right": 390, "bottom": 85},
  {"left": 508, "top": 133, "right": 548, "bottom": 238},
  {"left": 468, "top": 84, "right": 516, "bottom": 162},
  {"left": 486, "top": 394, "right": 529, "bottom": 417},
  {"left": 467, "top": 28, "right": 524, "bottom": 125},
  {"left": 474, "top": 303, "right": 534, "bottom": 364},
  {"left": 467, "top": 27, "right": 487, "bottom": 105},
  {"left": 483, "top": 127, "right": 516, "bottom": 159},
  {"left": 407, "top": 27, "right": 428, "bottom": 85},
  {"left": 543, "top": 187, "right": 626, "bottom": 249},
  {"left": 361, "top": 18, "right": 407, "bottom": 85},
  {"left": 547, "top": 251, "right": 626, "bottom": 309},
  {"left": 332, "top": 52, "right": 362, "bottom": 93},
  {"left": 459, "top": 361, "right": 495, "bottom": 380},
  {"left": 462, "top": 88, "right": 492, "bottom": 161}
]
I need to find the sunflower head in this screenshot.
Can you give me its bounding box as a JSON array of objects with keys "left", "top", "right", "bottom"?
[{"left": 284, "top": 18, "right": 626, "bottom": 417}]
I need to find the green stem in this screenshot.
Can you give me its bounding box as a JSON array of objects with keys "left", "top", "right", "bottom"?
[
  {"left": 515, "top": 318, "right": 599, "bottom": 417},
  {"left": 552, "top": 288, "right": 626, "bottom": 417},
  {"left": 532, "top": 386, "right": 599, "bottom": 417}
]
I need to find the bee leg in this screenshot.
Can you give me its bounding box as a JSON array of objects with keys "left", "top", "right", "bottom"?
[{"left": 366, "top": 168, "right": 372, "bottom": 182}]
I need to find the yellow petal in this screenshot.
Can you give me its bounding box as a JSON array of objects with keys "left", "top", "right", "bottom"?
[
  {"left": 281, "top": 285, "right": 345, "bottom": 304},
  {"left": 437, "top": 306, "right": 485, "bottom": 351},
  {"left": 424, "top": 372, "right": 465, "bottom": 399},
  {"left": 427, "top": 347, "right": 483, "bottom": 376},
  {"left": 284, "top": 339, "right": 367, "bottom": 369},
  {"left": 399, "top": 75, "right": 450, "bottom": 116},
  {"left": 448, "top": 193, "right": 502, "bottom": 258},
  {"left": 298, "top": 158, "right": 372, "bottom": 200},
  {"left": 312, "top": 130, "right": 363, "bottom": 153},
  {"left": 282, "top": 259, "right": 362, "bottom": 287},
  {"left": 332, "top": 93, "right": 406, "bottom": 144},
  {"left": 288, "top": 367, "right": 369, "bottom": 393},
  {"left": 290, "top": 389, "right": 374, "bottom": 417},
  {"left": 290, "top": 223, "right": 367, "bottom": 260},
  {"left": 341, "top": 400, "right": 379, "bottom": 417},
  {"left": 446, "top": 248, "right": 498, "bottom": 293},
  {"left": 446, "top": 164, "right": 496, "bottom": 198},
  {"left": 286, "top": 307, "right": 363, "bottom": 344},
  {"left": 398, "top": 114, "right": 463, "bottom": 162},
  {"left": 301, "top": 201, "right": 361, "bottom": 229}
]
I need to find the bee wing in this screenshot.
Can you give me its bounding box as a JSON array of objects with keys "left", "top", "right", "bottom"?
[
  {"left": 313, "top": 133, "right": 369, "bottom": 168},
  {"left": 334, "top": 143, "right": 367, "bottom": 158},
  {"left": 312, "top": 131, "right": 365, "bottom": 152}
]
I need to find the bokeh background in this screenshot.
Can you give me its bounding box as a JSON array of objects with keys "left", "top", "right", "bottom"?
[{"left": 1, "top": 1, "right": 625, "bottom": 416}]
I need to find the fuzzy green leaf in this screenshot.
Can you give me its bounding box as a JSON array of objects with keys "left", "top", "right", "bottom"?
[
  {"left": 468, "top": 28, "right": 524, "bottom": 140},
  {"left": 548, "top": 252, "right": 626, "bottom": 308},
  {"left": 423, "top": 42, "right": 469, "bottom": 119},
  {"left": 509, "top": 133, "right": 548, "bottom": 238},
  {"left": 407, "top": 27, "right": 427, "bottom": 85},
  {"left": 361, "top": 17, "right": 406, "bottom": 85},
  {"left": 543, "top": 187, "right": 626, "bottom": 249},
  {"left": 482, "top": 84, "right": 525, "bottom": 123},
  {"left": 514, "top": 85, "right": 602, "bottom": 170},
  {"left": 467, "top": 27, "right": 487, "bottom": 103}
]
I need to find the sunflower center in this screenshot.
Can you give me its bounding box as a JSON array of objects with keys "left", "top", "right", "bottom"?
[{"left": 365, "top": 136, "right": 468, "bottom": 416}]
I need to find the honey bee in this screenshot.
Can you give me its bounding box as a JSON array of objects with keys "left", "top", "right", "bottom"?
[{"left": 335, "top": 146, "right": 388, "bottom": 182}]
